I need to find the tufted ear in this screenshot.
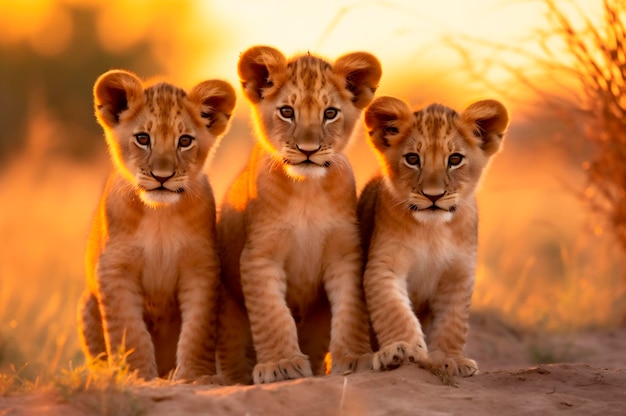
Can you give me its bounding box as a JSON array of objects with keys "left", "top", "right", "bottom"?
[
  {"left": 93, "top": 70, "right": 143, "bottom": 128},
  {"left": 461, "top": 99, "right": 509, "bottom": 157},
  {"left": 188, "top": 79, "right": 237, "bottom": 137},
  {"left": 364, "top": 96, "right": 413, "bottom": 152},
  {"left": 333, "top": 52, "right": 382, "bottom": 110},
  {"left": 238, "top": 45, "right": 287, "bottom": 104}
]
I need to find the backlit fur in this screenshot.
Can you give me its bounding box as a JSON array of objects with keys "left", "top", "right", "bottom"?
[
  {"left": 77, "top": 70, "right": 236, "bottom": 381},
  {"left": 358, "top": 96, "right": 508, "bottom": 377},
  {"left": 217, "top": 46, "right": 382, "bottom": 384}
]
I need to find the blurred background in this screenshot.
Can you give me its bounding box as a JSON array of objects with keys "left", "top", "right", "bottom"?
[{"left": 1, "top": 0, "right": 624, "bottom": 381}]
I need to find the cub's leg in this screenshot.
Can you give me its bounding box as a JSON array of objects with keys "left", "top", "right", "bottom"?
[
  {"left": 297, "top": 299, "right": 331, "bottom": 376},
  {"left": 323, "top": 227, "right": 373, "bottom": 374},
  {"left": 364, "top": 245, "right": 429, "bottom": 371},
  {"left": 174, "top": 249, "right": 221, "bottom": 382},
  {"left": 216, "top": 287, "right": 255, "bottom": 385},
  {"left": 426, "top": 270, "right": 477, "bottom": 377},
  {"left": 240, "top": 241, "right": 312, "bottom": 384},
  {"left": 77, "top": 290, "right": 106, "bottom": 363},
  {"left": 97, "top": 252, "right": 158, "bottom": 380}
]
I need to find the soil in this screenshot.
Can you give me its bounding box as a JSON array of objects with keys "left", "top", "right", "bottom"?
[{"left": 2, "top": 313, "right": 625, "bottom": 415}]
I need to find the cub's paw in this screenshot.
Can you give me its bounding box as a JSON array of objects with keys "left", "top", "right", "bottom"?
[
  {"left": 428, "top": 351, "right": 478, "bottom": 378},
  {"left": 192, "top": 374, "right": 227, "bottom": 386},
  {"left": 457, "top": 357, "right": 479, "bottom": 377},
  {"left": 173, "top": 365, "right": 217, "bottom": 383},
  {"left": 373, "top": 341, "right": 428, "bottom": 371},
  {"left": 131, "top": 362, "right": 159, "bottom": 381},
  {"left": 331, "top": 352, "right": 373, "bottom": 375},
  {"left": 253, "top": 354, "right": 313, "bottom": 384}
]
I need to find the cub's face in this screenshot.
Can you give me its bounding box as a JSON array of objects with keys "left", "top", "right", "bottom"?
[
  {"left": 365, "top": 97, "right": 508, "bottom": 224},
  {"left": 238, "top": 46, "right": 382, "bottom": 180},
  {"left": 94, "top": 71, "right": 236, "bottom": 206}
]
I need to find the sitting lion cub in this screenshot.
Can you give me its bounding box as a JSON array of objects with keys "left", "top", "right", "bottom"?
[
  {"left": 216, "top": 46, "right": 382, "bottom": 384},
  {"left": 358, "top": 97, "right": 508, "bottom": 377},
  {"left": 77, "top": 70, "right": 236, "bottom": 381}
]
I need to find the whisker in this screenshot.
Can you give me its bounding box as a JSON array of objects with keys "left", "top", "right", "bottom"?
[{"left": 390, "top": 195, "right": 416, "bottom": 216}]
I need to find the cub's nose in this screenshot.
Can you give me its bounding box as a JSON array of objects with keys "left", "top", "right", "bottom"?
[
  {"left": 423, "top": 191, "right": 445, "bottom": 203},
  {"left": 151, "top": 172, "right": 174, "bottom": 185},
  {"left": 296, "top": 144, "right": 321, "bottom": 158}
]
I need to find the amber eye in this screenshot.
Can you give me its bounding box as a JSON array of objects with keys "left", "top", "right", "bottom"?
[
  {"left": 178, "top": 135, "right": 194, "bottom": 148},
  {"left": 134, "top": 133, "right": 150, "bottom": 147},
  {"left": 324, "top": 107, "right": 339, "bottom": 120},
  {"left": 404, "top": 153, "right": 420, "bottom": 167},
  {"left": 448, "top": 153, "right": 464, "bottom": 167},
  {"left": 279, "top": 105, "right": 295, "bottom": 119}
]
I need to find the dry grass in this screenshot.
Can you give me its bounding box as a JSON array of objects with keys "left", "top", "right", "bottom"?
[
  {"left": 473, "top": 135, "right": 625, "bottom": 332},
  {"left": 447, "top": 0, "right": 626, "bottom": 299},
  {"left": 0, "top": 111, "right": 108, "bottom": 391}
]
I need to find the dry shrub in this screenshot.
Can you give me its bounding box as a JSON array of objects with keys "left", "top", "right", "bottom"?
[
  {"left": 542, "top": 0, "right": 626, "bottom": 321},
  {"left": 449, "top": 0, "right": 626, "bottom": 325}
]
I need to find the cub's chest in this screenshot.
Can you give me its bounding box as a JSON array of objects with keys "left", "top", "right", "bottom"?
[
  {"left": 403, "top": 228, "right": 459, "bottom": 301},
  {"left": 269, "top": 180, "right": 351, "bottom": 288},
  {"left": 135, "top": 211, "right": 190, "bottom": 297},
  {"left": 276, "top": 180, "right": 353, "bottom": 250}
]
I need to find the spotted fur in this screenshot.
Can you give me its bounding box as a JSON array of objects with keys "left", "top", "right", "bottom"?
[
  {"left": 216, "top": 46, "right": 382, "bottom": 384},
  {"left": 77, "top": 70, "right": 236, "bottom": 381},
  {"left": 358, "top": 97, "right": 508, "bottom": 377}
]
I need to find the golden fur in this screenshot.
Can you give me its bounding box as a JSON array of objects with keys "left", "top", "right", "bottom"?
[
  {"left": 358, "top": 97, "right": 508, "bottom": 377},
  {"left": 77, "top": 70, "right": 236, "bottom": 381},
  {"left": 217, "top": 46, "right": 382, "bottom": 384}
]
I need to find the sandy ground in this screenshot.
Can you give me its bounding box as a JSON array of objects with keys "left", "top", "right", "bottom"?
[{"left": 2, "top": 313, "right": 625, "bottom": 416}]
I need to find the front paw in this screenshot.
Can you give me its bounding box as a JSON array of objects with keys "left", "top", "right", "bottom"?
[
  {"left": 173, "top": 368, "right": 224, "bottom": 384},
  {"left": 192, "top": 374, "right": 227, "bottom": 385},
  {"left": 373, "top": 341, "right": 428, "bottom": 371},
  {"left": 124, "top": 357, "right": 158, "bottom": 381},
  {"left": 253, "top": 354, "right": 313, "bottom": 384},
  {"left": 428, "top": 350, "right": 478, "bottom": 378},
  {"left": 456, "top": 357, "right": 478, "bottom": 377},
  {"left": 331, "top": 352, "right": 373, "bottom": 375},
  {"left": 173, "top": 363, "right": 216, "bottom": 383}
]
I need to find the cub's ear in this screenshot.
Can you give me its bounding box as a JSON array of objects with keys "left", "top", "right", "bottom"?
[
  {"left": 462, "top": 99, "right": 509, "bottom": 157},
  {"left": 333, "top": 52, "right": 382, "bottom": 109},
  {"left": 364, "top": 96, "right": 412, "bottom": 151},
  {"left": 93, "top": 70, "right": 143, "bottom": 128},
  {"left": 188, "top": 80, "right": 237, "bottom": 137},
  {"left": 238, "top": 45, "right": 287, "bottom": 103}
]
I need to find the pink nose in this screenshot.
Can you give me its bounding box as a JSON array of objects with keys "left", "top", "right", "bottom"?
[
  {"left": 151, "top": 172, "right": 174, "bottom": 184},
  {"left": 296, "top": 145, "right": 321, "bottom": 157},
  {"left": 423, "top": 192, "right": 445, "bottom": 203}
]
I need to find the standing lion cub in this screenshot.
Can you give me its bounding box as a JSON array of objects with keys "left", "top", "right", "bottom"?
[
  {"left": 358, "top": 97, "right": 508, "bottom": 377},
  {"left": 216, "top": 46, "right": 381, "bottom": 384},
  {"left": 77, "top": 70, "right": 236, "bottom": 381}
]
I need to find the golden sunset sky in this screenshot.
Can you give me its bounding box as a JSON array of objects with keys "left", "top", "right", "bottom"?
[{"left": 0, "top": 0, "right": 603, "bottom": 110}]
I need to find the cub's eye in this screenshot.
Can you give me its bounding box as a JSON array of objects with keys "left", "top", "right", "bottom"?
[
  {"left": 404, "top": 153, "right": 420, "bottom": 167},
  {"left": 448, "top": 153, "right": 465, "bottom": 167},
  {"left": 385, "top": 125, "right": 399, "bottom": 135},
  {"left": 178, "top": 135, "right": 194, "bottom": 149},
  {"left": 134, "top": 133, "right": 150, "bottom": 148},
  {"left": 279, "top": 105, "right": 295, "bottom": 119},
  {"left": 324, "top": 107, "right": 339, "bottom": 120}
]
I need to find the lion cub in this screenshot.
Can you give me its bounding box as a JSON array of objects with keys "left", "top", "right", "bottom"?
[
  {"left": 217, "top": 46, "right": 382, "bottom": 384},
  {"left": 358, "top": 97, "right": 508, "bottom": 377},
  {"left": 77, "top": 70, "right": 236, "bottom": 381}
]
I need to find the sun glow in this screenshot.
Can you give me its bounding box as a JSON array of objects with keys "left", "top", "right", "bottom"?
[{"left": 0, "top": 0, "right": 605, "bottom": 104}]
